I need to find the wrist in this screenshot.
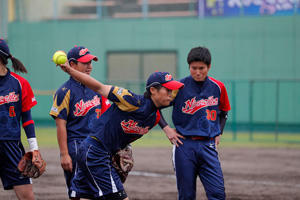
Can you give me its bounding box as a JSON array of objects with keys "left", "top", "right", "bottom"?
[
  {"left": 27, "top": 138, "right": 38, "bottom": 151},
  {"left": 60, "top": 152, "right": 69, "bottom": 157},
  {"left": 162, "top": 125, "right": 171, "bottom": 131}
]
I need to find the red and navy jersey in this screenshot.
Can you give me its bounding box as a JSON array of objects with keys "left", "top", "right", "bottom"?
[
  {"left": 172, "top": 76, "right": 230, "bottom": 138},
  {"left": 0, "top": 69, "right": 37, "bottom": 140},
  {"left": 90, "top": 86, "right": 161, "bottom": 154},
  {"left": 50, "top": 77, "right": 110, "bottom": 142}
]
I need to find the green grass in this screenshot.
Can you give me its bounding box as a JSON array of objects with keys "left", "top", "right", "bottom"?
[
  {"left": 21, "top": 127, "right": 300, "bottom": 149},
  {"left": 21, "top": 127, "right": 58, "bottom": 148}
]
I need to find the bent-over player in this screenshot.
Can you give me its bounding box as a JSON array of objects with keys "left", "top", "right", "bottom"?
[
  {"left": 159, "top": 46, "right": 231, "bottom": 200},
  {"left": 58, "top": 60, "right": 184, "bottom": 200},
  {"left": 50, "top": 46, "right": 110, "bottom": 198},
  {"left": 0, "top": 39, "right": 45, "bottom": 200}
]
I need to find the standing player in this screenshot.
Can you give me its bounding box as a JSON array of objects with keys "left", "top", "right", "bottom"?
[
  {"left": 159, "top": 46, "right": 231, "bottom": 200},
  {"left": 57, "top": 60, "right": 184, "bottom": 200},
  {"left": 0, "top": 39, "right": 44, "bottom": 199},
  {"left": 49, "top": 46, "right": 110, "bottom": 199}
]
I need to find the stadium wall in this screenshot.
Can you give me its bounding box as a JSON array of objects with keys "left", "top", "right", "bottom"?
[{"left": 7, "top": 16, "right": 300, "bottom": 130}]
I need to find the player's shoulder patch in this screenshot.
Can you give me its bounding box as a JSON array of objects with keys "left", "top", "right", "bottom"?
[
  {"left": 110, "top": 86, "right": 139, "bottom": 112},
  {"left": 116, "top": 87, "right": 124, "bottom": 96},
  {"left": 50, "top": 88, "right": 71, "bottom": 117}
]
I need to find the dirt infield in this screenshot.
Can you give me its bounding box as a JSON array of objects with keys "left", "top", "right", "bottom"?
[{"left": 1, "top": 146, "right": 300, "bottom": 200}]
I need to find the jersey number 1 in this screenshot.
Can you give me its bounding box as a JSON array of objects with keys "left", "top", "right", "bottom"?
[{"left": 9, "top": 106, "right": 16, "bottom": 117}]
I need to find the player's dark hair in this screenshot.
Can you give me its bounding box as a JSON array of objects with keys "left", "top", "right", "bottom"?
[
  {"left": 144, "top": 84, "right": 163, "bottom": 98},
  {"left": 11, "top": 56, "right": 27, "bottom": 73},
  {"left": 0, "top": 53, "right": 27, "bottom": 73},
  {"left": 187, "top": 46, "right": 211, "bottom": 66},
  {"left": 0, "top": 54, "right": 8, "bottom": 65}
]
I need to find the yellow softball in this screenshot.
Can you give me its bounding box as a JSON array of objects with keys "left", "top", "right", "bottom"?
[{"left": 52, "top": 50, "right": 67, "bottom": 65}]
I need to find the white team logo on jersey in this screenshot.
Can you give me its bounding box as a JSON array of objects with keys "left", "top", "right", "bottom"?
[
  {"left": 73, "top": 95, "right": 100, "bottom": 116},
  {"left": 182, "top": 96, "right": 218, "bottom": 115},
  {"left": 0, "top": 92, "right": 19, "bottom": 105}
]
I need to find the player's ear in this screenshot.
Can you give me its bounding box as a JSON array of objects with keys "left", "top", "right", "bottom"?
[
  {"left": 149, "top": 87, "right": 157, "bottom": 96},
  {"left": 207, "top": 64, "right": 211, "bottom": 70},
  {"left": 69, "top": 61, "right": 76, "bottom": 68}
]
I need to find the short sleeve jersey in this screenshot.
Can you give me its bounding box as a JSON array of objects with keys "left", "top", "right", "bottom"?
[
  {"left": 90, "top": 86, "right": 161, "bottom": 154},
  {"left": 49, "top": 77, "right": 110, "bottom": 142},
  {"left": 172, "top": 76, "right": 231, "bottom": 138},
  {"left": 0, "top": 69, "right": 37, "bottom": 140}
]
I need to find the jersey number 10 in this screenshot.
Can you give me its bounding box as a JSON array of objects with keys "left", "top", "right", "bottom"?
[{"left": 206, "top": 109, "right": 216, "bottom": 121}]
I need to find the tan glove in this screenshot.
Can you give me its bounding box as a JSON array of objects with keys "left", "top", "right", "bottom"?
[
  {"left": 18, "top": 150, "right": 46, "bottom": 178},
  {"left": 111, "top": 145, "right": 134, "bottom": 183}
]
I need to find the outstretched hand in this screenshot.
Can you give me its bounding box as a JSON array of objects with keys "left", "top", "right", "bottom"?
[{"left": 163, "top": 126, "right": 185, "bottom": 147}]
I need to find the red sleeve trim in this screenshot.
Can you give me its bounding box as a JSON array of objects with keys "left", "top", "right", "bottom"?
[
  {"left": 23, "top": 120, "right": 34, "bottom": 128},
  {"left": 154, "top": 110, "right": 161, "bottom": 126}
]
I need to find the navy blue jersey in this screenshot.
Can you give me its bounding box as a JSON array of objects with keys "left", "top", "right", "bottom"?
[
  {"left": 90, "top": 86, "right": 161, "bottom": 154},
  {"left": 0, "top": 69, "right": 37, "bottom": 140},
  {"left": 50, "top": 77, "right": 110, "bottom": 142},
  {"left": 172, "top": 76, "right": 230, "bottom": 138}
]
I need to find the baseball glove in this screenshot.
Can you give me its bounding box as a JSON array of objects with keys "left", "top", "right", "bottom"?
[
  {"left": 111, "top": 145, "right": 134, "bottom": 183},
  {"left": 18, "top": 150, "right": 46, "bottom": 178}
]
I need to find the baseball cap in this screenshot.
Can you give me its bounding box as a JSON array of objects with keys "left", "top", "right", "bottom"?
[
  {"left": 67, "top": 46, "right": 98, "bottom": 63},
  {"left": 0, "top": 39, "right": 10, "bottom": 58},
  {"left": 146, "top": 72, "right": 184, "bottom": 90}
]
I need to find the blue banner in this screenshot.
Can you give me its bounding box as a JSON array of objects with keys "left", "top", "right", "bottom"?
[{"left": 203, "top": 0, "right": 296, "bottom": 17}]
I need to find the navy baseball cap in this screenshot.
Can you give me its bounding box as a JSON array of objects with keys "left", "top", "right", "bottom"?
[
  {"left": 67, "top": 46, "right": 98, "bottom": 63},
  {"left": 146, "top": 72, "right": 184, "bottom": 90},
  {"left": 0, "top": 39, "right": 10, "bottom": 58}
]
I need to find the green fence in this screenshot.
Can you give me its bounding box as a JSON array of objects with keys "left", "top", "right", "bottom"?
[{"left": 36, "top": 79, "right": 300, "bottom": 143}]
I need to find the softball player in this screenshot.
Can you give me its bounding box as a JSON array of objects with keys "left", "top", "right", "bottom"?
[
  {"left": 160, "top": 47, "right": 231, "bottom": 200},
  {"left": 57, "top": 61, "right": 183, "bottom": 200},
  {"left": 49, "top": 46, "right": 110, "bottom": 198},
  {"left": 0, "top": 39, "right": 43, "bottom": 199}
]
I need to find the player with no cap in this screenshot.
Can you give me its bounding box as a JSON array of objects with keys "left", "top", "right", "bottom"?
[
  {"left": 49, "top": 46, "right": 110, "bottom": 199},
  {"left": 0, "top": 38, "right": 45, "bottom": 200},
  {"left": 159, "top": 46, "right": 231, "bottom": 200},
  {"left": 57, "top": 60, "right": 184, "bottom": 200}
]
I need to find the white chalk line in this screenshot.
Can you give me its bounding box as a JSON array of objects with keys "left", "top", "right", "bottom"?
[{"left": 130, "top": 171, "right": 300, "bottom": 188}]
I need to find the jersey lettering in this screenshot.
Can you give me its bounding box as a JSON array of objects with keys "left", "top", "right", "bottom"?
[
  {"left": 121, "top": 119, "right": 149, "bottom": 135},
  {"left": 182, "top": 96, "right": 218, "bottom": 115},
  {"left": 73, "top": 95, "right": 101, "bottom": 117},
  {"left": 0, "top": 92, "right": 19, "bottom": 105}
]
